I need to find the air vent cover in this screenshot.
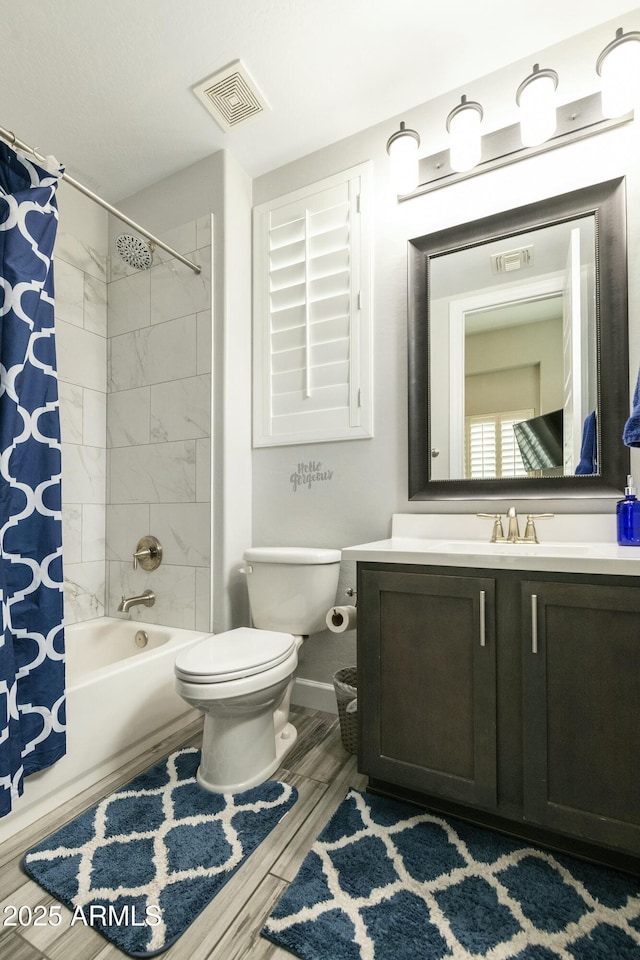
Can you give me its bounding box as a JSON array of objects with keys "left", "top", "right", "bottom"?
[
  {"left": 192, "top": 60, "right": 269, "bottom": 131},
  {"left": 491, "top": 244, "right": 534, "bottom": 274}
]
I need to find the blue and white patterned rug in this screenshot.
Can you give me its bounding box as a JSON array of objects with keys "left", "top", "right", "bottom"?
[
  {"left": 23, "top": 747, "right": 297, "bottom": 957},
  {"left": 263, "top": 789, "right": 640, "bottom": 960}
]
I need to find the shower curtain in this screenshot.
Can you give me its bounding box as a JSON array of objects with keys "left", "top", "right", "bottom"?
[{"left": 0, "top": 141, "right": 66, "bottom": 818}]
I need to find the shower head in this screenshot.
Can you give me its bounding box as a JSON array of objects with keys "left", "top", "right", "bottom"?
[{"left": 115, "top": 234, "right": 154, "bottom": 270}]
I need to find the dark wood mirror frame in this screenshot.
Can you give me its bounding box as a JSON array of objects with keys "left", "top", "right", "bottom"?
[{"left": 408, "top": 177, "right": 629, "bottom": 500}]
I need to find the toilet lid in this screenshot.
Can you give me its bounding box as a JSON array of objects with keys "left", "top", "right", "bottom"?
[
  {"left": 243, "top": 546, "right": 340, "bottom": 564},
  {"left": 174, "top": 628, "right": 296, "bottom": 683}
]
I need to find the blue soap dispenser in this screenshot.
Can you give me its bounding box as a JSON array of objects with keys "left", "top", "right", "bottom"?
[{"left": 617, "top": 475, "right": 640, "bottom": 546}]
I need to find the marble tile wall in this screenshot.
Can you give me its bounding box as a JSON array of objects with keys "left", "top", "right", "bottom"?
[
  {"left": 55, "top": 215, "right": 213, "bottom": 630},
  {"left": 55, "top": 232, "right": 108, "bottom": 624},
  {"left": 106, "top": 217, "right": 213, "bottom": 630}
]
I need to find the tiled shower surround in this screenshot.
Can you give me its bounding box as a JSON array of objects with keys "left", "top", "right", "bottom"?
[
  {"left": 57, "top": 216, "right": 213, "bottom": 630},
  {"left": 56, "top": 232, "right": 108, "bottom": 622}
]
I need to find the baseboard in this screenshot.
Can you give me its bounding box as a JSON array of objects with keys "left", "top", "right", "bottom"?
[{"left": 291, "top": 678, "right": 337, "bottom": 714}]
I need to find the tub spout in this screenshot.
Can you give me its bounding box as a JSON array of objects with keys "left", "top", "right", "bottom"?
[{"left": 118, "top": 589, "right": 155, "bottom": 613}]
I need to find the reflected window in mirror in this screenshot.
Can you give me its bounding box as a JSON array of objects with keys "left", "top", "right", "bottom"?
[
  {"left": 408, "top": 179, "right": 629, "bottom": 500},
  {"left": 466, "top": 408, "right": 533, "bottom": 479}
]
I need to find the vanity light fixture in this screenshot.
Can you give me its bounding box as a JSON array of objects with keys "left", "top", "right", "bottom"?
[
  {"left": 389, "top": 24, "right": 636, "bottom": 200},
  {"left": 446, "top": 95, "right": 484, "bottom": 172},
  {"left": 385, "top": 121, "right": 421, "bottom": 194},
  {"left": 516, "top": 63, "right": 559, "bottom": 147},
  {"left": 596, "top": 27, "right": 640, "bottom": 119}
]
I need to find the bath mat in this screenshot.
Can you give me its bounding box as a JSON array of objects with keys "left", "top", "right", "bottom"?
[
  {"left": 262, "top": 788, "right": 640, "bottom": 960},
  {"left": 23, "top": 747, "right": 297, "bottom": 957}
]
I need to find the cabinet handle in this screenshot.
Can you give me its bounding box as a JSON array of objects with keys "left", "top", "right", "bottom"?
[
  {"left": 531, "top": 594, "right": 538, "bottom": 654},
  {"left": 479, "top": 590, "right": 486, "bottom": 647}
]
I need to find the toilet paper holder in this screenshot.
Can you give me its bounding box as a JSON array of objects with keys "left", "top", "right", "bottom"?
[{"left": 326, "top": 588, "right": 357, "bottom": 634}]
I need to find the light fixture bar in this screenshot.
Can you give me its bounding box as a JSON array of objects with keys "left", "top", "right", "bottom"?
[{"left": 399, "top": 92, "right": 631, "bottom": 201}]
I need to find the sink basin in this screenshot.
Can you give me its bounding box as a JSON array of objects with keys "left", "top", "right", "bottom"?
[
  {"left": 342, "top": 525, "right": 640, "bottom": 575},
  {"left": 428, "top": 540, "right": 595, "bottom": 557}
]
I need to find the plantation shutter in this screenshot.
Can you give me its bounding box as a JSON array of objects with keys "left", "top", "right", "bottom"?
[
  {"left": 465, "top": 410, "right": 532, "bottom": 479},
  {"left": 253, "top": 162, "right": 372, "bottom": 446},
  {"left": 467, "top": 419, "right": 497, "bottom": 479}
]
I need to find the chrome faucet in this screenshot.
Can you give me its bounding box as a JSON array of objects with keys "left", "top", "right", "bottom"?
[{"left": 118, "top": 589, "right": 155, "bottom": 613}]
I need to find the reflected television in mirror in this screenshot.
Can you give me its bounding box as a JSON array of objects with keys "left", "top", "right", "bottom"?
[
  {"left": 513, "top": 408, "right": 563, "bottom": 473},
  {"left": 408, "top": 178, "right": 629, "bottom": 499}
]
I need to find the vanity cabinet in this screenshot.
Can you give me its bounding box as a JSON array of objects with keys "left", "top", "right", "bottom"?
[
  {"left": 358, "top": 568, "right": 497, "bottom": 808},
  {"left": 521, "top": 580, "right": 640, "bottom": 854},
  {"left": 357, "top": 562, "right": 640, "bottom": 866}
]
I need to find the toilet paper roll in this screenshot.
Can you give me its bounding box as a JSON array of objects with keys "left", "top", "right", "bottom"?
[{"left": 326, "top": 605, "right": 358, "bottom": 633}]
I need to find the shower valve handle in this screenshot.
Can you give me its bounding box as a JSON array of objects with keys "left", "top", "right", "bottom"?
[
  {"left": 132, "top": 536, "right": 163, "bottom": 571},
  {"left": 133, "top": 547, "right": 152, "bottom": 569}
]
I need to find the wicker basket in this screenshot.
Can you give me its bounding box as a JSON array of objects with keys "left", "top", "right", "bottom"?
[{"left": 333, "top": 666, "right": 358, "bottom": 755}]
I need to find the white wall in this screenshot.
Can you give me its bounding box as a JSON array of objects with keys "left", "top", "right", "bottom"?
[{"left": 252, "top": 13, "right": 640, "bottom": 683}]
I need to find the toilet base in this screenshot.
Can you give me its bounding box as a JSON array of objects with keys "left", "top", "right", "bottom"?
[{"left": 196, "top": 720, "right": 298, "bottom": 794}]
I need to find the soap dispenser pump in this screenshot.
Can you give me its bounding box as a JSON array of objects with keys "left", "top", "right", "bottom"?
[{"left": 617, "top": 475, "right": 640, "bottom": 546}]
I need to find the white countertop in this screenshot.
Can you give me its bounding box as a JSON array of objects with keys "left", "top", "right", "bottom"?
[{"left": 341, "top": 514, "right": 640, "bottom": 576}]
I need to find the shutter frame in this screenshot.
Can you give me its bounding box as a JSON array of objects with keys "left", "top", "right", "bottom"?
[{"left": 253, "top": 162, "right": 373, "bottom": 447}]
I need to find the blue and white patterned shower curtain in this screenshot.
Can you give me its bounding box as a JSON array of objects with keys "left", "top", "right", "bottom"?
[{"left": 0, "top": 141, "right": 66, "bottom": 818}]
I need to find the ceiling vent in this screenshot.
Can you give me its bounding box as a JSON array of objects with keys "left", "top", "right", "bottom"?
[
  {"left": 192, "top": 60, "right": 269, "bottom": 132},
  {"left": 490, "top": 244, "right": 534, "bottom": 274}
]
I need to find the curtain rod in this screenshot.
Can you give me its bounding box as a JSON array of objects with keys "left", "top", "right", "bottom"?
[{"left": 0, "top": 125, "right": 201, "bottom": 275}]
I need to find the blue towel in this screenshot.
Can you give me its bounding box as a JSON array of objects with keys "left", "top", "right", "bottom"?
[
  {"left": 575, "top": 410, "right": 597, "bottom": 474},
  {"left": 623, "top": 369, "right": 640, "bottom": 447}
]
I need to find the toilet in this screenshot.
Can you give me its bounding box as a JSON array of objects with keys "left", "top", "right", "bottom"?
[{"left": 174, "top": 547, "right": 340, "bottom": 793}]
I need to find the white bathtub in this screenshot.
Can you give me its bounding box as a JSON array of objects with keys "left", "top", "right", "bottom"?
[{"left": 0, "top": 617, "right": 207, "bottom": 843}]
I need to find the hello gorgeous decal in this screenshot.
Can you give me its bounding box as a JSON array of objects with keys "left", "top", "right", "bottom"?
[{"left": 290, "top": 460, "right": 334, "bottom": 493}]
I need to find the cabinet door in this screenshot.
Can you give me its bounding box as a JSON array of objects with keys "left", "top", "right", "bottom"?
[
  {"left": 522, "top": 580, "right": 640, "bottom": 854},
  {"left": 359, "top": 569, "right": 497, "bottom": 808}
]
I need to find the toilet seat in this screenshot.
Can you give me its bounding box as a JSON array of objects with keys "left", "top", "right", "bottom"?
[{"left": 174, "top": 627, "right": 296, "bottom": 683}]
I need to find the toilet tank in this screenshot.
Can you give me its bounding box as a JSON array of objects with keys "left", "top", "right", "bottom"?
[{"left": 242, "top": 547, "right": 341, "bottom": 635}]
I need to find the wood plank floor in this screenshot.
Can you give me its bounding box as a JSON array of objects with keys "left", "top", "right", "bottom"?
[{"left": 0, "top": 706, "right": 366, "bottom": 960}]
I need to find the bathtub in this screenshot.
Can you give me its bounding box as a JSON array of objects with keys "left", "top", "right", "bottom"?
[{"left": 0, "top": 617, "right": 207, "bottom": 843}]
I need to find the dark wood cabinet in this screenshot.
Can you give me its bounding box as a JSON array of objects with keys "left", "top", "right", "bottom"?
[
  {"left": 359, "top": 568, "right": 497, "bottom": 807},
  {"left": 522, "top": 580, "right": 640, "bottom": 854},
  {"left": 357, "top": 562, "right": 640, "bottom": 867}
]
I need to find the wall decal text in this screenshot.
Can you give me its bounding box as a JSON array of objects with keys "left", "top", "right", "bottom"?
[{"left": 290, "top": 460, "right": 334, "bottom": 493}]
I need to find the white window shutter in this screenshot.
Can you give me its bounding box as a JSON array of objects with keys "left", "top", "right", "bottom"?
[
  {"left": 465, "top": 410, "right": 532, "bottom": 479},
  {"left": 467, "top": 419, "right": 497, "bottom": 479},
  {"left": 253, "top": 162, "right": 373, "bottom": 446}
]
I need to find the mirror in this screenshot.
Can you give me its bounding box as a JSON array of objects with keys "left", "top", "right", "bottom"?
[{"left": 408, "top": 178, "right": 629, "bottom": 499}]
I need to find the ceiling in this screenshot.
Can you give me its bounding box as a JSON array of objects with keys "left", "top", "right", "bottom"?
[{"left": 3, "top": 0, "right": 639, "bottom": 202}]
